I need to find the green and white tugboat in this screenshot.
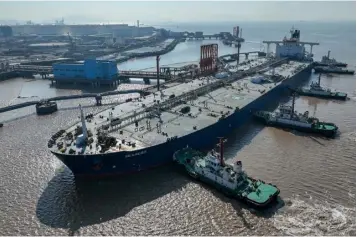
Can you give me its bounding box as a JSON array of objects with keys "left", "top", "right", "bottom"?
[
  {"left": 173, "top": 138, "right": 280, "bottom": 208},
  {"left": 296, "top": 74, "right": 347, "bottom": 100},
  {"left": 253, "top": 93, "right": 339, "bottom": 138}
]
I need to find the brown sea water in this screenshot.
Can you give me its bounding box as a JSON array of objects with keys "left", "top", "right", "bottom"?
[{"left": 0, "top": 21, "right": 355, "bottom": 235}]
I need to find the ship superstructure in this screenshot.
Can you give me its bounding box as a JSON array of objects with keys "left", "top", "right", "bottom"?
[{"left": 263, "top": 27, "right": 319, "bottom": 60}]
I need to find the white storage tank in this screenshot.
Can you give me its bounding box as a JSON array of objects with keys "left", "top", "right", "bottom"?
[
  {"left": 251, "top": 76, "right": 265, "bottom": 84},
  {"left": 215, "top": 72, "right": 229, "bottom": 79}
]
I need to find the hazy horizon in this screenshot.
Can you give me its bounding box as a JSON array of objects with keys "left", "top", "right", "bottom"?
[{"left": 0, "top": 1, "right": 355, "bottom": 25}]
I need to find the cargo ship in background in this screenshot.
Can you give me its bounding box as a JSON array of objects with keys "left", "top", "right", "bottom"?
[
  {"left": 48, "top": 28, "right": 319, "bottom": 178},
  {"left": 314, "top": 65, "right": 355, "bottom": 75},
  {"left": 313, "top": 51, "right": 348, "bottom": 67},
  {"left": 253, "top": 93, "right": 339, "bottom": 138},
  {"left": 295, "top": 74, "right": 348, "bottom": 100}
]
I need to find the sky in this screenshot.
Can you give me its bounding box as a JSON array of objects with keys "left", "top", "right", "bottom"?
[{"left": 0, "top": 1, "right": 355, "bottom": 25}]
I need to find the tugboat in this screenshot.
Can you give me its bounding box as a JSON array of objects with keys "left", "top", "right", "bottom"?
[
  {"left": 296, "top": 74, "right": 347, "bottom": 100},
  {"left": 173, "top": 138, "right": 280, "bottom": 208},
  {"left": 314, "top": 51, "right": 348, "bottom": 67},
  {"left": 314, "top": 65, "right": 355, "bottom": 75},
  {"left": 36, "top": 100, "right": 58, "bottom": 115},
  {"left": 253, "top": 93, "right": 338, "bottom": 138}
]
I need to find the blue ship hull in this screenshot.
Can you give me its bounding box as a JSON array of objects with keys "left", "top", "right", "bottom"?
[{"left": 52, "top": 65, "right": 312, "bottom": 178}]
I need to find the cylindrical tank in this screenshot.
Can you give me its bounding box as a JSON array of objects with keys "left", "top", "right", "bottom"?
[{"left": 215, "top": 72, "right": 229, "bottom": 79}]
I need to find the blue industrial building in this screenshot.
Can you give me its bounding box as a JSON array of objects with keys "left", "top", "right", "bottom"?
[{"left": 53, "top": 59, "right": 118, "bottom": 81}]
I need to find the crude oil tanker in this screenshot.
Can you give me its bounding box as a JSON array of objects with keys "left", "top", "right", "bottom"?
[{"left": 48, "top": 28, "right": 317, "bottom": 178}]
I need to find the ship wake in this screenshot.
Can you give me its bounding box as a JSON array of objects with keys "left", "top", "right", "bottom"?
[{"left": 272, "top": 195, "right": 356, "bottom": 236}]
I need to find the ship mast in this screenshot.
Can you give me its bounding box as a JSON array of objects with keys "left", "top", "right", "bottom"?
[
  {"left": 291, "top": 93, "right": 296, "bottom": 119},
  {"left": 217, "top": 137, "right": 225, "bottom": 166},
  {"left": 79, "top": 104, "right": 88, "bottom": 141},
  {"left": 318, "top": 73, "right": 321, "bottom": 86},
  {"left": 156, "top": 55, "right": 160, "bottom": 91}
]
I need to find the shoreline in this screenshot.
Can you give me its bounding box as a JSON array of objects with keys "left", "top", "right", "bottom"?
[
  {"left": 15, "top": 38, "right": 183, "bottom": 66},
  {"left": 115, "top": 39, "right": 183, "bottom": 64}
]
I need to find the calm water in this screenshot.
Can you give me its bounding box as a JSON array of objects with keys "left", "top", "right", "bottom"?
[{"left": 0, "top": 21, "right": 355, "bottom": 236}]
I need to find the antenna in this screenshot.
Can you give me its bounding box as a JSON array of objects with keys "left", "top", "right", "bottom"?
[
  {"left": 291, "top": 93, "right": 296, "bottom": 119},
  {"left": 156, "top": 55, "right": 160, "bottom": 91},
  {"left": 217, "top": 137, "right": 226, "bottom": 166},
  {"left": 79, "top": 104, "right": 88, "bottom": 140}
]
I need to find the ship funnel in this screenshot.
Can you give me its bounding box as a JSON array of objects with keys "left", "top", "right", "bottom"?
[
  {"left": 327, "top": 50, "right": 331, "bottom": 59},
  {"left": 233, "top": 161, "right": 242, "bottom": 173}
]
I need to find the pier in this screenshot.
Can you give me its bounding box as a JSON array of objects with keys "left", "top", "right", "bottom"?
[
  {"left": 118, "top": 70, "right": 171, "bottom": 80},
  {"left": 12, "top": 65, "right": 53, "bottom": 73},
  {"left": 49, "top": 77, "right": 122, "bottom": 88},
  {"left": 8, "top": 65, "right": 188, "bottom": 84},
  {"left": 0, "top": 57, "right": 289, "bottom": 115},
  {"left": 184, "top": 34, "right": 221, "bottom": 40},
  {"left": 219, "top": 51, "right": 267, "bottom": 61},
  {"left": 263, "top": 40, "right": 319, "bottom": 55},
  {"left": 0, "top": 89, "right": 150, "bottom": 114},
  {"left": 10, "top": 66, "right": 172, "bottom": 78},
  {"left": 9, "top": 65, "right": 53, "bottom": 78}
]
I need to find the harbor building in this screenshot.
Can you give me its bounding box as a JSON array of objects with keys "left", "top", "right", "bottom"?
[
  {"left": 52, "top": 59, "right": 119, "bottom": 87},
  {"left": 0, "top": 26, "right": 13, "bottom": 37}
]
